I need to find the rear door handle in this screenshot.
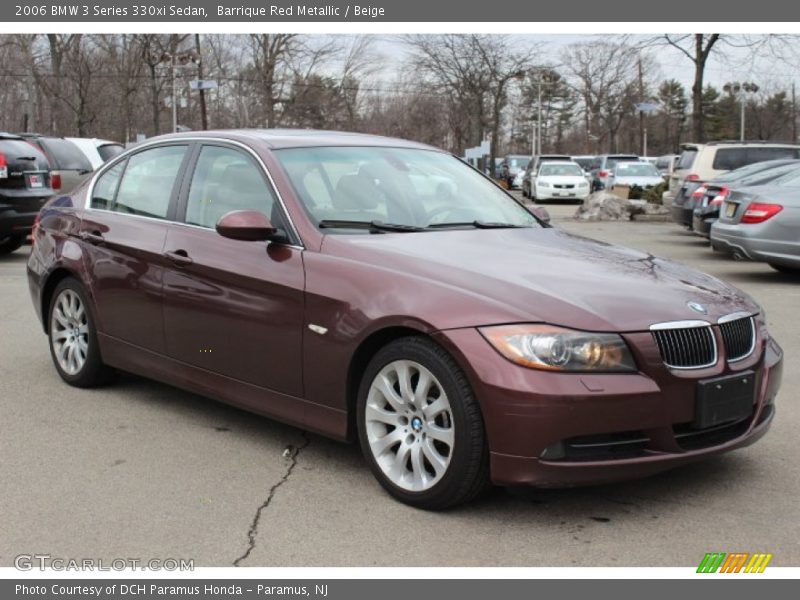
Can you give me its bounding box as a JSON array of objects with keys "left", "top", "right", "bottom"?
[
  {"left": 163, "top": 249, "right": 193, "bottom": 266},
  {"left": 80, "top": 231, "right": 105, "bottom": 245}
]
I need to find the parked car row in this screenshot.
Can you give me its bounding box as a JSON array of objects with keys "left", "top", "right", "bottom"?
[
  {"left": 0, "top": 133, "right": 122, "bottom": 254},
  {"left": 666, "top": 141, "right": 800, "bottom": 275},
  {"left": 510, "top": 151, "right": 678, "bottom": 201}
]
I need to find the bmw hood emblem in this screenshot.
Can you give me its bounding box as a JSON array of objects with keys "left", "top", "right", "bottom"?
[{"left": 687, "top": 301, "right": 709, "bottom": 315}]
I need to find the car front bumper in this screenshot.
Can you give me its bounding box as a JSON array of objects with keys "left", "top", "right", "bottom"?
[
  {"left": 535, "top": 187, "right": 590, "bottom": 201},
  {"left": 711, "top": 221, "right": 800, "bottom": 267},
  {"left": 434, "top": 326, "right": 782, "bottom": 487}
]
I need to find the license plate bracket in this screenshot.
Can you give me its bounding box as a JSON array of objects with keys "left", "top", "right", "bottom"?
[{"left": 694, "top": 371, "right": 756, "bottom": 429}]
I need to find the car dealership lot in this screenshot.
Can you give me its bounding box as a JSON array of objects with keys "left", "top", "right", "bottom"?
[{"left": 1, "top": 209, "right": 798, "bottom": 567}]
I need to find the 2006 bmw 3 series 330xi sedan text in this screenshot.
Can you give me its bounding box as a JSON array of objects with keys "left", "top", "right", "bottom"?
[{"left": 27, "top": 130, "right": 783, "bottom": 510}]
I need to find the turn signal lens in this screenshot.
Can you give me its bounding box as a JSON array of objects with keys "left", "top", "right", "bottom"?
[
  {"left": 479, "top": 324, "right": 637, "bottom": 372},
  {"left": 741, "top": 202, "right": 783, "bottom": 224}
]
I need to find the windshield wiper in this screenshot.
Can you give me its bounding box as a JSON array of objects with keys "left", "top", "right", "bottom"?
[
  {"left": 318, "top": 219, "right": 425, "bottom": 233},
  {"left": 426, "top": 220, "right": 531, "bottom": 230}
]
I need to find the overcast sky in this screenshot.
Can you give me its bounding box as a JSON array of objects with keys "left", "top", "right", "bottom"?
[{"left": 369, "top": 34, "right": 799, "bottom": 94}]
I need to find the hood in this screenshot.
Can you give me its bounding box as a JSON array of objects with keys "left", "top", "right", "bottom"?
[{"left": 324, "top": 228, "right": 759, "bottom": 332}]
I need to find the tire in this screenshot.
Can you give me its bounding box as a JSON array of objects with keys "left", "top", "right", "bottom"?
[
  {"left": 0, "top": 234, "right": 25, "bottom": 255},
  {"left": 357, "top": 336, "right": 490, "bottom": 510},
  {"left": 769, "top": 263, "right": 800, "bottom": 276},
  {"left": 47, "top": 277, "right": 114, "bottom": 387}
]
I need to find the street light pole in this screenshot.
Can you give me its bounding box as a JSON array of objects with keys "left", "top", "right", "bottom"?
[
  {"left": 740, "top": 98, "right": 745, "bottom": 142},
  {"left": 724, "top": 81, "right": 759, "bottom": 142}
]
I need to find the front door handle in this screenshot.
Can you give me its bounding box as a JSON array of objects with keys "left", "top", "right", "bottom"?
[
  {"left": 80, "top": 231, "right": 105, "bottom": 245},
  {"left": 163, "top": 249, "right": 193, "bottom": 266}
]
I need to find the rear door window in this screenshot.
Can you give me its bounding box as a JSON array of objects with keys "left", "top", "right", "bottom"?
[
  {"left": 113, "top": 145, "right": 188, "bottom": 219},
  {"left": 746, "top": 147, "right": 800, "bottom": 163},
  {"left": 711, "top": 148, "right": 748, "bottom": 171},
  {"left": 712, "top": 147, "right": 800, "bottom": 171}
]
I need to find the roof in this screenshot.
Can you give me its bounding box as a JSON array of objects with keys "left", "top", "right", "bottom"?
[{"left": 146, "top": 129, "right": 443, "bottom": 151}]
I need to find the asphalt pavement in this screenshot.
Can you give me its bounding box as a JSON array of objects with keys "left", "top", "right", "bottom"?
[{"left": 1, "top": 202, "right": 797, "bottom": 567}]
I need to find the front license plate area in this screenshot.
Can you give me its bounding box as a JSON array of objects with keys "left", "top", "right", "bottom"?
[{"left": 694, "top": 371, "right": 756, "bottom": 429}]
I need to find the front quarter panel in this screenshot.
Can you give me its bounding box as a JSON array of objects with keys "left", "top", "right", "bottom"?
[{"left": 301, "top": 245, "right": 531, "bottom": 413}]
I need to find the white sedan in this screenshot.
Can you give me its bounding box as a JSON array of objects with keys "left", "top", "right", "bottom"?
[{"left": 532, "top": 161, "right": 591, "bottom": 202}]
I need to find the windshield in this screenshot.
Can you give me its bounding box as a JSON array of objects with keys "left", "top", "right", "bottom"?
[
  {"left": 614, "top": 163, "right": 660, "bottom": 177},
  {"left": 539, "top": 163, "right": 584, "bottom": 177},
  {"left": 274, "top": 146, "right": 539, "bottom": 231}
]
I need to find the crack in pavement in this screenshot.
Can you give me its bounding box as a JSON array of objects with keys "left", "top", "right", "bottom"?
[{"left": 233, "top": 432, "right": 311, "bottom": 567}]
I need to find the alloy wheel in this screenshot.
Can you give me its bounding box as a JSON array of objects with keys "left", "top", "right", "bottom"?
[
  {"left": 50, "top": 289, "right": 89, "bottom": 376},
  {"left": 365, "top": 359, "right": 455, "bottom": 492}
]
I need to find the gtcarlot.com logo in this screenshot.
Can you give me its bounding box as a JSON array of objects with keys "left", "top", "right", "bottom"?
[
  {"left": 14, "top": 554, "right": 194, "bottom": 571},
  {"left": 697, "top": 552, "right": 773, "bottom": 573}
]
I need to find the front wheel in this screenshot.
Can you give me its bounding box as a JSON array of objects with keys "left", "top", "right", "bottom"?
[
  {"left": 357, "top": 336, "right": 490, "bottom": 510},
  {"left": 48, "top": 278, "right": 114, "bottom": 387}
]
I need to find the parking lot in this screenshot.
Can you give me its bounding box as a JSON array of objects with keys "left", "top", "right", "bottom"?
[{"left": 1, "top": 204, "right": 798, "bottom": 568}]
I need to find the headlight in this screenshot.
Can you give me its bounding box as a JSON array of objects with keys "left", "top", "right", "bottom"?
[
  {"left": 578, "top": 181, "right": 588, "bottom": 187},
  {"left": 479, "top": 324, "right": 637, "bottom": 372},
  {"left": 537, "top": 181, "right": 550, "bottom": 187}
]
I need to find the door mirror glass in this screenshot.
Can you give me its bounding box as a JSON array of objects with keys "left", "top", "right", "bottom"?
[{"left": 216, "top": 210, "right": 278, "bottom": 241}]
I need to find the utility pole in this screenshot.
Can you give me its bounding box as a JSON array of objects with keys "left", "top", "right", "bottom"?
[{"left": 195, "top": 33, "right": 208, "bottom": 130}]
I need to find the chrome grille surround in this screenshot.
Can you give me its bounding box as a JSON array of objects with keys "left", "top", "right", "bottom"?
[
  {"left": 649, "top": 312, "right": 757, "bottom": 369},
  {"left": 718, "top": 312, "right": 757, "bottom": 362},
  {"left": 650, "top": 320, "right": 717, "bottom": 370}
]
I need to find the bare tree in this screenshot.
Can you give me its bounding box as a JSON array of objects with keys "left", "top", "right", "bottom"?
[
  {"left": 248, "top": 34, "right": 297, "bottom": 127},
  {"left": 562, "top": 41, "right": 640, "bottom": 153},
  {"left": 406, "top": 35, "right": 538, "bottom": 173},
  {"left": 660, "top": 34, "right": 720, "bottom": 142}
]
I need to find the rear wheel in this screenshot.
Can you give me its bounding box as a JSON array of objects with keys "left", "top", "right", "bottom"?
[
  {"left": 769, "top": 263, "right": 800, "bottom": 276},
  {"left": 0, "top": 234, "right": 25, "bottom": 255},
  {"left": 48, "top": 278, "right": 114, "bottom": 387},
  {"left": 357, "top": 336, "right": 490, "bottom": 510}
]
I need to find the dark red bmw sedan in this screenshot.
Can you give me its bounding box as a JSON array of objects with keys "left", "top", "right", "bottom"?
[{"left": 27, "top": 130, "right": 783, "bottom": 509}]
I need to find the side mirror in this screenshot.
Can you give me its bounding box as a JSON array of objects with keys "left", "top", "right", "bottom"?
[
  {"left": 532, "top": 206, "right": 551, "bottom": 224},
  {"left": 216, "top": 210, "right": 282, "bottom": 242}
]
